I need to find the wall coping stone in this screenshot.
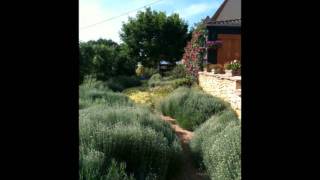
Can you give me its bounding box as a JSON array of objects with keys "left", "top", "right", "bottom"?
[{"left": 199, "top": 71, "right": 241, "bottom": 81}]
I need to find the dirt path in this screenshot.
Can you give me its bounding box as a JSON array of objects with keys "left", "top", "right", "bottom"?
[{"left": 161, "top": 115, "right": 207, "bottom": 180}]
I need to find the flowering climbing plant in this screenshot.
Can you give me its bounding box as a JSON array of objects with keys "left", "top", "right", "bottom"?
[
  {"left": 182, "top": 24, "right": 207, "bottom": 79},
  {"left": 206, "top": 40, "right": 223, "bottom": 49},
  {"left": 182, "top": 22, "right": 224, "bottom": 79}
]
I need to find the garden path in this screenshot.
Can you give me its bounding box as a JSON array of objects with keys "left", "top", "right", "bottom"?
[{"left": 161, "top": 115, "right": 208, "bottom": 180}]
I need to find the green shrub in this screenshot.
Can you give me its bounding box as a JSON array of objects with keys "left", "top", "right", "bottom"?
[
  {"left": 79, "top": 146, "right": 105, "bottom": 180},
  {"left": 81, "top": 76, "right": 110, "bottom": 91},
  {"left": 105, "top": 160, "right": 135, "bottom": 180},
  {"left": 190, "top": 110, "right": 239, "bottom": 167},
  {"left": 79, "top": 86, "right": 134, "bottom": 108},
  {"left": 148, "top": 73, "right": 162, "bottom": 87},
  {"left": 189, "top": 110, "right": 241, "bottom": 180},
  {"left": 158, "top": 87, "right": 190, "bottom": 116},
  {"left": 79, "top": 105, "right": 182, "bottom": 180},
  {"left": 172, "top": 77, "right": 193, "bottom": 88},
  {"left": 158, "top": 87, "right": 229, "bottom": 130},
  {"left": 166, "top": 64, "right": 187, "bottom": 78},
  {"left": 144, "top": 67, "right": 158, "bottom": 79},
  {"left": 107, "top": 76, "right": 141, "bottom": 92},
  {"left": 148, "top": 73, "right": 192, "bottom": 89},
  {"left": 202, "top": 123, "right": 241, "bottom": 180}
]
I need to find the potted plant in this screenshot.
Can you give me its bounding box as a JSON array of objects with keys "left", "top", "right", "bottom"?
[
  {"left": 206, "top": 63, "right": 214, "bottom": 72},
  {"left": 206, "top": 40, "right": 223, "bottom": 49},
  {"left": 212, "top": 64, "right": 224, "bottom": 74},
  {"left": 229, "top": 60, "right": 241, "bottom": 76},
  {"left": 224, "top": 62, "right": 232, "bottom": 76}
]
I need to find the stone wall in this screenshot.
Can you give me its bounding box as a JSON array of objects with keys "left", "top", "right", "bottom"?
[{"left": 198, "top": 72, "right": 241, "bottom": 118}]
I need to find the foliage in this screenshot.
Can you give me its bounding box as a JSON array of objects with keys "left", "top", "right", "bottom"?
[
  {"left": 158, "top": 87, "right": 229, "bottom": 130},
  {"left": 148, "top": 73, "right": 162, "bottom": 87},
  {"left": 106, "top": 76, "right": 141, "bottom": 92},
  {"left": 224, "top": 62, "right": 231, "bottom": 70},
  {"left": 79, "top": 39, "right": 136, "bottom": 83},
  {"left": 190, "top": 110, "right": 241, "bottom": 180},
  {"left": 143, "top": 67, "right": 158, "bottom": 79},
  {"left": 79, "top": 146, "right": 105, "bottom": 180},
  {"left": 79, "top": 104, "right": 182, "bottom": 180},
  {"left": 123, "top": 85, "right": 175, "bottom": 110},
  {"left": 79, "top": 83, "right": 134, "bottom": 109},
  {"left": 148, "top": 73, "right": 193, "bottom": 89},
  {"left": 80, "top": 43, "right": 95, "bottom": 84},
  {"left": 189, "top": 110, "right": 239, "bottom": 164},
  {"left": 81, "top": 76, "right": 110, "bottom": 91},
  {"left": 227, "top": 60, "right": 241, "bottom": 71},
  {"left": 206, "top": 40, "right": 223, "bottom": 49},
  {"left": 203, "top": 123, "right": 241, "bottom": 180},
  {"left": 79, "top": 82, "right": 182, "bottom": 180},
  {"left": 120, "top": 7, "right": 189, "bottom": 67},
  {"left": 165, "top": 64, "right": 188, "bottom": 79},
  {"left": 182, "top": 21, "right": 207, "bottom": 79},
  {"left": 105, "top": 160, "right": 135, "bottom": 180}
]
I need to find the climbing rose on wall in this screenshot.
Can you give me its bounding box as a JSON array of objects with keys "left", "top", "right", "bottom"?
[{"left": 182, "top": 25, "right": 207, "bottom": 79}]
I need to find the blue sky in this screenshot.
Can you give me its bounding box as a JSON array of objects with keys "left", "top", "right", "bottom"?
[{"left": 79, "top": 0, "right": 223, "bottom": 43}]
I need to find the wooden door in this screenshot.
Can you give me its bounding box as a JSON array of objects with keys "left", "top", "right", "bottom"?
[{"left": 217, "top": 34, "right": 241, "bottom": 65}]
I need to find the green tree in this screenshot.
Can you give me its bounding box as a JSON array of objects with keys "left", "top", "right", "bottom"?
[
  {"left": 79, "top": 39, "right": 137, "bottom": 83},
  {"left": 120, "top": 8, "right": 189, "bottom": 68},
  {"left": 79, "top": 42, "right": 95, "bottom": 84},
  {"left": 113, "top": 43, "right": 136, "bottom": 76}
]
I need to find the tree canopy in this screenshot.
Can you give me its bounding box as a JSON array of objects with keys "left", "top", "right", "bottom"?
[
  {"left": 120, "top": 8, "right": 189, "bottom": 67},
  {"left": 79, "top": 8, "right": 194, "bottom": 84},
  {"left": 79, "top": 39, "right": 136, "bottom": 83}
]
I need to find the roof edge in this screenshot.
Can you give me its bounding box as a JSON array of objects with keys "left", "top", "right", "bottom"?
[{"left": 211, "top": 0, "right": 229, "bottom": 21}]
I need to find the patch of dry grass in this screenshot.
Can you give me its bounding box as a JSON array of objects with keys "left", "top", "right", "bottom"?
[{"left": 123, "top": 85, "right": 175, "bottom": 109}]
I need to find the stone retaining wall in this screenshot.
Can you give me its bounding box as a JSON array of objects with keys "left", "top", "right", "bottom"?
[{"left": 198, "top": 72, "right": 241, "bottom": 118}]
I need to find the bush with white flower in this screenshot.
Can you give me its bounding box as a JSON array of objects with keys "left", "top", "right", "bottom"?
[{"left": 225, "top": 60, "right": 241, "bottom": 71}]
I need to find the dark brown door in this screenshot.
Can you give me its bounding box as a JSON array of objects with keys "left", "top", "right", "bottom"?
[{"left": 217, "top": 34, "right": 241, "bottom": 65}]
